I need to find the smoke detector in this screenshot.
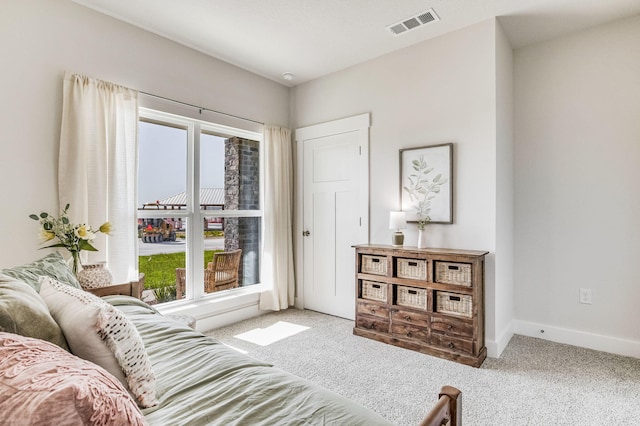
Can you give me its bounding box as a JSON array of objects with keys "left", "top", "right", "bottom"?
[{"left": 387, "top": 9, "right": 439, "bottom": 36}]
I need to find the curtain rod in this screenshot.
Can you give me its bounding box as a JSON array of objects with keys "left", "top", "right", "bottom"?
[{"left": 139, "top": 91, "right": 264, "bottom": 126}]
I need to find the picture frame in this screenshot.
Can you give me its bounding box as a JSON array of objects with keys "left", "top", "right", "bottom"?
[{"left": 400, "top": 143, "right": 453, "bottom": 224}]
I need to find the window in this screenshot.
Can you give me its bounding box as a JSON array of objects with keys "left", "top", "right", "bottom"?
[{"left": 137, "top": 108, "right": 262, "bottom": 305}]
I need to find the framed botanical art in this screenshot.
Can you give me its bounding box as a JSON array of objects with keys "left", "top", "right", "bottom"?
[{"left": 400, "top": 143, "right": 453, "bottom": 224}]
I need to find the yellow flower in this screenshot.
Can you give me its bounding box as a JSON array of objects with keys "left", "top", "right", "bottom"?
[
  {"left": 99, "top": 222, "right": 112, "bottom": 235},
  {"left": 40, "top": 230, "right": 55, "bottom": 242},
  {"left": 75, "top": 225, "right": 89, "bottom": 239}
]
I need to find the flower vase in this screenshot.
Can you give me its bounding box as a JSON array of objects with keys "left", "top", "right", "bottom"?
[
  {"left": 417, "top": 228, "right": 426, "bottom": 249},
  {"left": 77, "top": 262, "right": 113, "bottom": 290},
  {"left": 71, "top": 251, "right": 81, "bottom": 277}
]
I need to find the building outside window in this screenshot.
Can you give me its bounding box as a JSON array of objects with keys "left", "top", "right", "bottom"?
[{"left": 137, "top": 108, "right": 262, "bottom": 305}]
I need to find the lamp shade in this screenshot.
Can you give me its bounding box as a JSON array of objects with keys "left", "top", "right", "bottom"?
[{"left": 389, "top": 211, "right": 406, "bottom": 230}]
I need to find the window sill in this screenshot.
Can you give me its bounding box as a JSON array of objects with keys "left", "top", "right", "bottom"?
[{"left": 155, "top": 284, "right": 266, "bottom": 331}]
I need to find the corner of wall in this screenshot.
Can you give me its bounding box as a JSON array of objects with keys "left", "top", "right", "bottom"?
[{"left": 486, "top": 320, "right": 515, "bottom": 358}]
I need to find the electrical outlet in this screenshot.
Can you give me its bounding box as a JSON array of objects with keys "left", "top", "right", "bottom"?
[{"left": 579, "top": 288, "right": 592, "bottom": 304}]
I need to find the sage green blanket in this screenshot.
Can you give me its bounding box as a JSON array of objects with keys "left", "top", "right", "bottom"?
[{"left": 105, "top": 296, "right": 393, "bottom": 426}]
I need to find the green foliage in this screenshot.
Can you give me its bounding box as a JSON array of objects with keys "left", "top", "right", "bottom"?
[{"left": 153, "top": 285, "right": 177, "bottom": 304}]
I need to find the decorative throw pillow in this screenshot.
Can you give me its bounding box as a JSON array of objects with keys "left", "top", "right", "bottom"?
[
  {"left": 1, "top": 252, "right": 81, "bottom": 292},
  {"left": 0, "top": 275, "right": 69, "bottom": 351},
  {"left": 0, "top": 332, "right": 147, "bottom": 426},
  {"left": 39, "top": 276, "right": 158, "bottom": 408}
]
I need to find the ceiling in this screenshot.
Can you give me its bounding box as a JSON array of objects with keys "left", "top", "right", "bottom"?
[{"left": 73, "top": 0, "right": 640, "bottom": 86}]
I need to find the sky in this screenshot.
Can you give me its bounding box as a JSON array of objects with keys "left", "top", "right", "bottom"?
[{"left": 138, "top": 121, "right": 224, "bottom": 206}]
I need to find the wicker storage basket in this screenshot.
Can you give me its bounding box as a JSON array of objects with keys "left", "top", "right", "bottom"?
[
  {"left": 435, "top": 262, "right": 471, "bottom": 286},
  {"left": 396, "top": 286, "right": 428, "bottom": 310},
  {"left": 361, "top": 281, "right": 388, "bottom": 302},
  {"left": 436, "top": 291, "right": 472, "bottom": 318},
  {"left": 397, "top": 258, "right": 427, "bottom": 281},
  {"left": 361, "top": 255, "right": 388, "bottom": 276}
]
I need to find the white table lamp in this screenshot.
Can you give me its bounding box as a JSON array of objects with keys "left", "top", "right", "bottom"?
[{"left": 389, "top": 211, "right": 406, "bottom": 246}]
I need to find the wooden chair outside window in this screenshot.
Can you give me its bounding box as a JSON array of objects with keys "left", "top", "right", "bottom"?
[
  {"left": 175, "top": 249, "right": 242, "bottom": 299},
  {"left": 205, "top": 249, "right": 242, "bottom": 293},
  {"left": 175, "top": 268, "right": 187, "bottom": 300}
]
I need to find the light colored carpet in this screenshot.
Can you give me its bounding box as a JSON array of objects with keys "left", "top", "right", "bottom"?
[{"left": 206, "top": 308, "right": 640, "bottom": 426}]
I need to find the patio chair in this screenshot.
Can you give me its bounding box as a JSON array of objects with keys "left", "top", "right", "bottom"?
[
  {"left": 175, "top": 249, "right": 242, "bottom": 299},
  {"left": 205, "top": 249, "right": 242, "bottom": 293},
  {"left": 175, "top": 268, "right": 186, "bottom": 300}
]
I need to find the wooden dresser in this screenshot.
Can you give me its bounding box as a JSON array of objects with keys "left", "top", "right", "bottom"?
[{"left": 353, "top": 244, "right": 488, "bottom": 367}]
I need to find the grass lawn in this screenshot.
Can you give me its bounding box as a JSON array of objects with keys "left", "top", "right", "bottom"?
[{"left": 139, "top": 250, "right": 219, "bottom": 302}]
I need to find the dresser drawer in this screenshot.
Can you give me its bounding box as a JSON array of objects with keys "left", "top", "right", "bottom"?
[
  {"left": 357, "top": 301, "right": 389, "bottom": 319},
  {"left": 430, "top": 333, "right": 474, "bottom": 355},
  {"left": 391, "top": 309, "right": 430, "bottom": 327},
  {"left": 434, "top": 261, "right": 472, "bottom": 286},
  {"left": 397, "top": 258, "right": 427, "bottom": 280},
  {"left": 361, "top": 280, "right": 388, "bottom": 302},
  {"left": 390, "top": 323, "right": 429, "bottom": 342},
  {"left": 435, "top": 291, "right": 472, "bottom": 318},
  {"left": 361, "top": 255, "right": 388, "bottom": 275},
  {"left": 430, "top": 316, "right": 474, "bottom": 338},
  {"left": 396, "top": 286, "right": 428, "bottom": 310},
  {"left": 356, "top": 315, "right": 389, "bottom": 333}
]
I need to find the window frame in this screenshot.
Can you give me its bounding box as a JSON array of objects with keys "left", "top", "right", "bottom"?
[{"left": 137, "top": 107, "right": 264, "bottom": 304}]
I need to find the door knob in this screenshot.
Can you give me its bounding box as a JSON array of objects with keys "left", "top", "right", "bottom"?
[{"left": 303, "top": 230, "right": 310, "bottom": 237}]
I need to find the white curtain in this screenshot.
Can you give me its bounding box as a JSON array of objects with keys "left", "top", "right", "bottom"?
[
  {"left": 259, "top": 125, "right": 295, "bottom": 311},
  {"left": 58, "top": 72, "right": 138, "bottom": 283}
]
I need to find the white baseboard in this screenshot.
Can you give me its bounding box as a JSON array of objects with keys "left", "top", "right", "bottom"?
[
  {"left": 486, "top": 324, "right": 515, "bottom": 358},
  {"left": 513, "top": 320, "right": 640, "bottom": 359}
]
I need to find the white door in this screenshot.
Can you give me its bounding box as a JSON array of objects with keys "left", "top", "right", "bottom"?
[{"left": 296, "top": 114, "right": 369, "bottom": 320}]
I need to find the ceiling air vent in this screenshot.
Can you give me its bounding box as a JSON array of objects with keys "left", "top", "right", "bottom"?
[{"left": 387, "top": 8, "right": 439, "bottom": 36}]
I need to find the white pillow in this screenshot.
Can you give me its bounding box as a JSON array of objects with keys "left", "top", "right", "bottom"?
[{"left": 39, "top": 276, "right": 158, "bottom": 408}]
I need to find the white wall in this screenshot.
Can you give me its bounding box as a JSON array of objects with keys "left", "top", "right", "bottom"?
[
  {"left": 0, "top": 0, "right": 289, "bottom": 269},
  {"left": 292, "top": 19, "right": 509, "bottom": 355},
  {"left": 514, "top": 15, "right": 640, "bottom": 357}
]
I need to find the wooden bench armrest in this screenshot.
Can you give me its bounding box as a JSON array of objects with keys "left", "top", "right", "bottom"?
[{"left": 86, "top": 273, "right": 145, "bottom": 299}]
